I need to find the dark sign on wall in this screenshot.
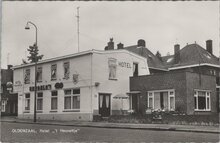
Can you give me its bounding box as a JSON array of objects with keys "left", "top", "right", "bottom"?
[{"left": 29, "top": 84, "right": 52, "bottom": 92}]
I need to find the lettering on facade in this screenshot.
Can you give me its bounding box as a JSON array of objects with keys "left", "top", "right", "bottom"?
[
  {"left": 118, "top": 62, "right": 131, "bottom": 68},
  {"left": 29, "top": 84, "right": 52, "bottom": 92}
]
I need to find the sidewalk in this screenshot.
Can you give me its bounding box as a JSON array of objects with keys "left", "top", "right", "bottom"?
[{"left": 1, "top": 116, "right": 219, "bottom": 134}]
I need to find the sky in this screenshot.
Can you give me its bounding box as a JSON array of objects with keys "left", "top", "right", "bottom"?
[{"left": 1, "top": 1, "right": 219, "bottom": 69}]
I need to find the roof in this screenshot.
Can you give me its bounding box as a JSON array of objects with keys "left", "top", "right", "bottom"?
[
  {"left": 125, "top": 45, "right": 167, "bottom": 70},
  {"left": 12, "top": 49, "right": 147, "bottom": 70},
  {"left": 162, "top": 43, "right": 220, "bottom": 69}
]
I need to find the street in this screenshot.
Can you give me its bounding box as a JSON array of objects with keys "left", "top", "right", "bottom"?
[{"left": 1, "top": 122, "right": 219, "bottom": 142}]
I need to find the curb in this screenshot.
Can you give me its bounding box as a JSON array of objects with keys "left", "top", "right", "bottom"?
[{"left": 1, "top": 120, "right": 219, "bottom": 134}]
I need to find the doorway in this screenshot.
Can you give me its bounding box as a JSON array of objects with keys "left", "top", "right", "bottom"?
[{"left": 99, "top": 94, "right": 111, "bottom": 117}]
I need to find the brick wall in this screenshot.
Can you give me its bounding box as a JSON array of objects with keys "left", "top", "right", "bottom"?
[{"left": 130, "top": 71, "right": 217, "bottom": 115}]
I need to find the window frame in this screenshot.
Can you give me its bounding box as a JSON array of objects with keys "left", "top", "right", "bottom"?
[
  {"left": 36, "top": 92, "right": 43, "bottom": 111},
  {"left": 36, "top": 66, "right": 43, "bottom": 82},
  {"left": 51, "top": 64, "right": 57, "bottom": 81},
  {"left": 51, "top": 91, "right": 58, "bottom": 111},
  {"left": 24, "top": 69, "right": 31, "bottom": 84},
  {"left": 147, "top": 89, "right": 175, "bottom": 111},
  {"left": 63, "top": 61, "right": 70, "bottom": 80},
  {"left": 194, "top": 90, "right": 211, "bottom": 111},
  {"left": 64, "top": 88, "right": 80, "bottom": 111},
  {"left": 25, "top": 93, "right": 30, "bottom": 111}
]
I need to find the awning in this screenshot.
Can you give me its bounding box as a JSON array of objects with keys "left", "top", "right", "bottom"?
[
  {"left": 126, "top": 91, "right": 141, "bottom": 94},
  {"left": 113, "top": 94, "right": 129, "bottom": 99}
]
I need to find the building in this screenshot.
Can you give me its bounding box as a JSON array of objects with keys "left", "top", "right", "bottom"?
[
  {"left": 12, "top": 44, "right": 149, "bottom": 121},
  {"left": 1, "top": 65, "right": 18, "bottom": 116},
  {"left": 128, "top": 40, "right": 220, "bottom": 115}
]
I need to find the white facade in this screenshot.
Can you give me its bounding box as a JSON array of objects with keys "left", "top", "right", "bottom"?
[{"left": 13, "top": 49, "right": 149, "bottom": 121}]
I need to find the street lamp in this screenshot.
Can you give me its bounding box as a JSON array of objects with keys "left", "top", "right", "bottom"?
[{"left": 25, "top": 21, "right": 38, "bottom": 123}]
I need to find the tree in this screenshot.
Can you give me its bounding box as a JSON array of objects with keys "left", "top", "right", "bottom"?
[{"left": 27, "top": 43, "right": 43, "bottom": 63}]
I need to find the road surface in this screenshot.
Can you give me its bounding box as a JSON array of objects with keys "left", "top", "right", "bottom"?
[{"left": 1, "top": 122, "right": 219, "bottom": 142}]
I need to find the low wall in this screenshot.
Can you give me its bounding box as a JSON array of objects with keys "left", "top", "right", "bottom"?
[{"left": 18, "top": 113, "right": 93, "bottom": 121}]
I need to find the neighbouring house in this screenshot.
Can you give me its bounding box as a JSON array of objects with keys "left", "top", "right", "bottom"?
[
  {"left": 1, "top": 65, "right": 18, "bottom": 116},
  {"left": 12, "top": 40, "right": 149, "bottom": 121},
  {"left": 127, "top": 39, "right": 220, "bottom": 115}
]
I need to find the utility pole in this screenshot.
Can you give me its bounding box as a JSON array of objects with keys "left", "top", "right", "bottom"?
[{"left": 76, "top": 7, "right": 80, "bottom": 52}]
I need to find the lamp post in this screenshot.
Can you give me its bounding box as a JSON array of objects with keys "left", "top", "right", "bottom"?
[{"left": 25, "top": 21, "right": 38, "bottom": 122}]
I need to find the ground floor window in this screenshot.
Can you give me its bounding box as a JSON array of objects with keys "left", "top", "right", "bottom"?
[
  {"left": 51, "top": 91, "right": 58, "bottom": 110},
  {"left": 194, "top": 90, "right": 211, "bottom": 111},
  {"left": 37, "top": 92, "right": 43, "bottom": 111},
  {"left": 64, "top": 88, "right": 80, "bottom": 110},
  {"left": 25, "top": 93, "right": 30, "bottom": 111},
  {"left": 1, "top": 100, "right": 6, "bottom": 112},
  {"left": 147, "top": 90, "right": 175, "bottom": 111}
]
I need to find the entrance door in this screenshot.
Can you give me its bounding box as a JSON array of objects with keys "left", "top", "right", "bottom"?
[
  {"left": 99, "top": 94, "right": 111, "bottom": 117},
  {"left": 131, "top": 95, "right": 139, "bottom": 113}
]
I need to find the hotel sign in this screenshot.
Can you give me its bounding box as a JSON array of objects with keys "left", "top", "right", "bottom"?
[
  {"left": 29, "top": 84, "right": 52, "bottom": 91},
  {"left": 118, "top": 62, "right": 131, "bottom": 68}
]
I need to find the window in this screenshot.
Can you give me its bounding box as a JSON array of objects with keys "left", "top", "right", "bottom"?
[
  {"left": 64, "top": 89, "right": 80, "bottom": 110},
  {"left": 148, "top": 92, "right": 154, "bottom": 109},
  {"left": 1, "top": 100, "right": 6, "bottom": 112},
  {"left": 24, "top": 69, "right": 30, "bottom": 84},
  {"left": 108, "top": 58, "right": 117, "bottom": 80},
  {"left": 51, "top": 91, "right": 58, "bottom": 110},
  {"left": 25, "top": 93, "right": 30, "bottom": 111},
  {"left": 51, "top": 64, "right": 57, "bottom": 80},
  {"left": 194, "top": 90, "right": 211, "bottom": 111},
  {"left": 147, "top": 90, "right": 175, "bottom": 111},
  {"left": 36, "top": 67, "right": 42, "bottom": 82},
  {"left": 37, "top": 92, "right": 43, "bottom": 111},
  {"left": 133, "top": 63, "right": 139, "bottom": 76},
  {"left": 63, "top": 62, "right": 70, "bottom": 79}
]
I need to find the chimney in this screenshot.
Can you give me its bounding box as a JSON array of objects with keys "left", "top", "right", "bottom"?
[
  {"left": 7, "top": 65, "right": 13, "bottom": 70},
  {"left": 117, "top": 43, "right": 124, "bottom": 49},
  {"left": 107, "top": 38, "right": 114, "bottom": 50},
  {"left": 137, "top": 39, "right": 145, "bottom": 47},
  {"left": 174, "top": 44, "right": 180, "bottom": 64},
  {"left": 206, "top": 40, "right": 213, "bottom": 54}
]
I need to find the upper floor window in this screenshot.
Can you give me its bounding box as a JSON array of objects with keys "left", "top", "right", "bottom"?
[
  {"left": 194, "top": 90, "right": 211, "bottom": 111},
  {"left": 51, "top": 64, "right": 57, "bottom": 80},
  {"left": 63, "top": 62, "right": 70, "bottom": 80},
  {"left": 133, "top": 63, "right": 139, "bottom": 77},
  {"left": 24, "top": 69, "right": 30, "bottom": 84},
  {"left": 36, "top": 67, "right": 42, "bottom": 82},
  {"left": 108, "top": 58, "right": 117, "bottom": 80}
]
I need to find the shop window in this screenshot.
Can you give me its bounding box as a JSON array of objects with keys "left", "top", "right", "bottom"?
[
  {"left": 51, "top": 91, "right": 58, "bottom": 110},
  {"left": 36, "top": 67, "right": 42, "bottom": 82},
  {"left": 63, "top": 62, "right": 70, "bottom": 80},
  {"left": 194, "top": 90, "right": 211, "bottom": 111},
  {"left": 133, "top": 63, "right": 139, "bottom": 77},
  {"left": 64, "top": 89, "right": 80, "bottom": 110},
  {"left": 108, "top": 58, "right": 117, "bottom": 80},
  {"left": 37, "top": 92, "right": 43, "bottom": 111},
  {"left": 24, "top": 69, "right": 30, "bottom": 84},
  {"left": 147, "top": 90, "right": 175, "bottom": 111},
  {"left": 25, "top": 93, "right": 30, "bottom": 111},
  {"left": 51, "top": 64, "right": 57, "bottom": 80}
]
